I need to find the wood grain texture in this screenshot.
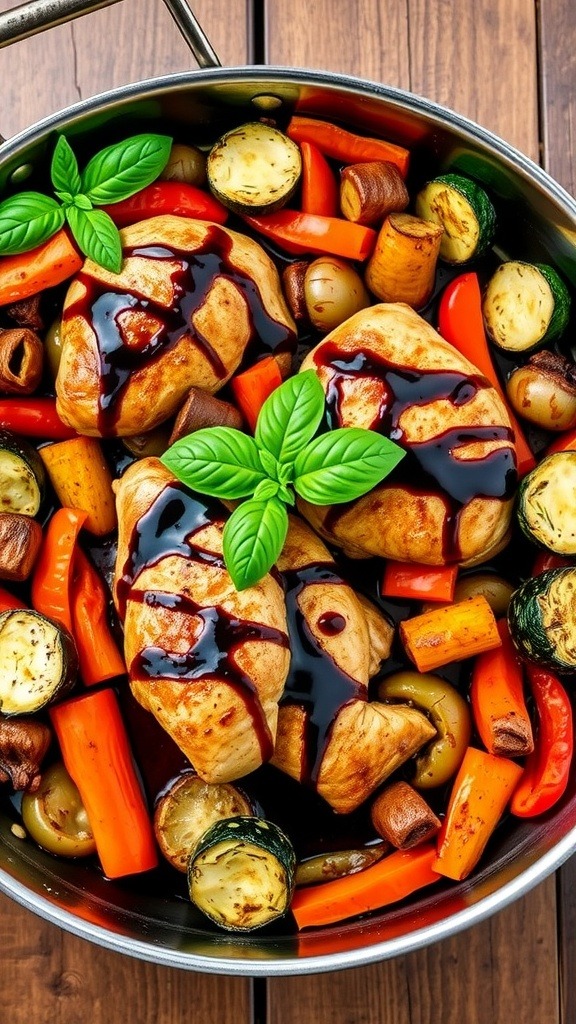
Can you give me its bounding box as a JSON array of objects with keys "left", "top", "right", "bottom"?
[{"left": 539, "top": 0, "right": 576, "bottom": 194}]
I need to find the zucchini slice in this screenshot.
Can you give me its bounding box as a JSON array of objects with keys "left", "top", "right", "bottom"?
[
  {"left": 188, "top": 816, "right": 296, "bottom": 931},
  {"left": 0, "top": 609, "right": 77, "bottom": 714},
  {"left": 483, "top": 261, "right": 571, "bottom": 352},
  {"left": 0, "top": 429, "right": 45, "bottom": 516},
  {"left": 517, "top": 452, "right": 576, "bottom": 555},
  {"left": 415, "top": 172, "right": 496, "bottom": 263},
  {"left": 508, "top": 566, "right": 576, "bottom": 673},
  {"left": 154, "top": 772, "right": 254, "bottom": 873},
  {"left": 207, "top": 123, "right": 302, "bottom": 215}
]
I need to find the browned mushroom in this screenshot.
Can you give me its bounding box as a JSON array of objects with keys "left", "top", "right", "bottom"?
[
  {"left": 0, "top": 513, "right": 43, "bottom": 582},
  {"left": 168, "top": 386, "right": 244, "bottom": 446},
  {"left": 6, "top": 295, "right": 44, "bottom": 331},
  {"left": 0, "top": 328, "right": 44, "bottom": 395},
  {"left": 281, "top": 261, "right": 310, "bottom": 323},
  {"left": 340, "top": 160, "right": 409, "bottom": 226},
  {"left": 0, "top": 717, "right": 51, "bottom": 792},
  {"left": 370, "top": 781, "right": 441, "bottom": 849}
]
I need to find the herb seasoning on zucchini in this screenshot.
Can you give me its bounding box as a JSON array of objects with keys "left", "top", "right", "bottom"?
[
  {"left": 0, "top": 429, "right": 45, "bottom": 516},
  {"left": 188, "top": 816, "right": 296, "bottom": 931},
  {"left": 415, "top": 172, "right": 496, "bottom": 264},
  {"left": 508, "top": 567, "right": 576, "bottom": 673},
  {"left": 0, "top": 609, "right": 77, "bottom": 714},
  {"left": 483, "top": 261, "right": 571, "bottom": 352},
  {"left": 207, "top": 123, "right": 302, "bottom": 215},
  {"left": 517, "top": 452, "right": 576, "bottom": 555}
]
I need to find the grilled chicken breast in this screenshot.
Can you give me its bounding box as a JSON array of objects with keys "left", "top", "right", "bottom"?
[{"left": 113, "top": 458, "right": 290, "bottom": 783}]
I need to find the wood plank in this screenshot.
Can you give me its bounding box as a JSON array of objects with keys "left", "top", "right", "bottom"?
[{"left": 539, "top": 0, "right": 576, "bottom": 194}]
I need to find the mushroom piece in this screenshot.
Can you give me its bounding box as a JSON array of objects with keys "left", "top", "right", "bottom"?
[
  {"left": 370, "top": 781, "right": 441, "bottom": 849},
  {"left": 0, "top": 717, "right": 51, "bottom": 792},
  {"left": 0, "top": 328, "right": 44, "bottom": 396}
]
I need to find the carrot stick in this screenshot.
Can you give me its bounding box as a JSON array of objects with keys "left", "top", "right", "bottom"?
[
  {"left": 31, "top": 507, "right": 87, "bottom": 633},
  {"left": 382, "top": 560, "right": 458, "bottom": 603},
  {"left": 438, "top": 273, "right": 535, "bottom": 477},
  {"left": 470, "top": 619, "right": 534, "bottom": 757},
  {"left": 230, "top": 356, "right": 283, "bottom": 432},
  {"left": 299, "top": 141, "right": 339, "bottom": 217},
  {"left": 71, "top": 549, "right": 126, "bottom": 687},
  {"left": 287, "top": 116, "right": 410, "bottom": 178},
  {"left": 433, "top": 746, "right": 524, "bottom": 881},
  {"left": 399, "top": 595, "right": 501, "bottom": 672},
  {"left": 50, "top": 688, "right": 158, "bottom": 879},
  {"left": 0, "top": 230, "right": 82, "bottom": 306},
  {"left": 290, "top": 844, "right": 440, "bottom": 929},
  {"left": 40, "top": 436, "right": 117, "bottom": 536}
]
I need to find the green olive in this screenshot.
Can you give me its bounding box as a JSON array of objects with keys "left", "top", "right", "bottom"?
[
  {"left": 44, "top": 318, "right": 63, "bottom": 381},
  {"left": 122, "top": 422, "right": 172, "bottom": 459},
  {"left": 454, "top": 572, "right": 515, "bottom": 616},
  {"left": 159, "top": 143, "right": 207, "bottom": 186},
  {"left": 295, "top": 845, "right": 386, "bottom": 886},
  {"left": 304, "top": 257, "right": 371, "bottom": 332},
  {"left": 506, "top": 354, "right": 576, "bottom": 432},
  {"left": 378, "top": 671, "right": 471, "bottom": 789},
  {"left": 21, "top": 761, "right": 96, "bottom": 858}
]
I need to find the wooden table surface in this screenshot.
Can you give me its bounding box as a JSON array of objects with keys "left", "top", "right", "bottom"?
[{"left": 0, "top": 0, "right": 575, "bottom": 1021}]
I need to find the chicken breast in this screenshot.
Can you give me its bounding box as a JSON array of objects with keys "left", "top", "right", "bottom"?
[
  {"left": 299, "top": 303, "right": 517, "bottom": 566},
  {"left": 272, "top": 516, "right": 435, "bottom": 813},
  {"left": 113, "top": 458, "right": 290, "bottom": 783},
  {"left": 56, "top": 215, "right": 296, "bottom": 437}
]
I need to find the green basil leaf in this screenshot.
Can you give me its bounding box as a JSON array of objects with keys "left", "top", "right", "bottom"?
[
  {"left": 253, "top": 478, "right": 280, "bottom": 501},
  {"left": 255, "top": 370, "right": 325, "bottom": 464},
  {"left": 55, "top": 190, "right": 74, "bottom": 206},
  {"left": 223, "top": 497, "right": 288, "bottom": 591},
  {"left": 257, "top": 447, "right": 281, "bottom": 480},
  {"left": 66, "top": 206, "right": 122, "bottom": 273},
  {"left": 82, "top": 133, "right": 172, "bottom": 205},
  {"left": 0, "top": 192, "right": 65, "bottom": 255},
  {"left": 73, "top": 194, "right": 93, "bottom": 211},
  {"left": 161, "top": 427, "right": 268, "bottom": 499},
  {"left": 51, "top": 135, "right": 81, "bottom": 195},
  {"left": 293, "top": 428, "right": 405, "bottom": 504}
]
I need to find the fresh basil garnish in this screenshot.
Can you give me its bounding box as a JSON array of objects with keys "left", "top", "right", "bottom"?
[
  {"left": 223, "top": 497, "right": 289, "bottom": 591},
  {"left": 0, "top": 192, "right": 65, "bottom": 254},
  {"left": 0, "top": 131, "right": 173, "bottom": 271},
  {"left": 162, "top": 427, "right": 268, "bottom": 499},
  {"left": 255, "top": 370, "right": 325, "bottom": 465},
  {"left": 162, "top": 371, "right": 405, "bottom": 590},
  {"left": 81, "top": 134, "right": 172, "bottom": 205}
]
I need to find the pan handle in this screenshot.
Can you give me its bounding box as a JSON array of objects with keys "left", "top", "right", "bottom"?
[{"left": 0, "top": 0, "right": 221, "bottom": 67}]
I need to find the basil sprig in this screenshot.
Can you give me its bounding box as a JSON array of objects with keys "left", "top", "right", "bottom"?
[
  {"left": 162, "top": 370, "right": 405, "bottom": 591},
  {"left": 0, "top": 132, "right": 172, "bottom": 273}
]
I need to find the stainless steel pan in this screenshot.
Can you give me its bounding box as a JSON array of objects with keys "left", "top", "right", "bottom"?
[{"left": 0, "top": 0, "right": 575, "bottom": 977}]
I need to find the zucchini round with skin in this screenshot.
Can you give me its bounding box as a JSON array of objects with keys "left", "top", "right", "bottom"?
[
  {"left": 517, "top": 452, "right": 576, "bottom": 555},
  {"left": 415, "top": 172, "right": 496, "bottom": 263},
  {"left": 188, "top": 816, "right": 296, "bottom": 931},
  {"left": 0, "top": 429, "right": 45, "bottom": 516},
  {"left": 154, "top": 772, "right": 254, "bottom": 873},
  {"left": 508, "top": 567, "right": 576, "bottom": 673},
  {"left": 207, "top": 123, "right": 302, "bottom": 215},
  {"left": 483, "top": 261, "right": 571, "bottom": 352},
  {"left": 0, "top": 609, "right": 77, "bottom": 714}
]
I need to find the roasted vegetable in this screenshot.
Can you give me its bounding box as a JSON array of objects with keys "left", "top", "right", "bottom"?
[
  {"left": 0, "top": 512, "right": 42, "bottom": 582},
  {"left": 370, "top": 781, "right": 441, "bottom": 849},
  {"left": 365, "top": 212, "right": 443, "bottom": 308},
  {"left": 483, "top": 261, "right": 571, "bottom": 352},
  {"left": 0, "top": 716, "right": 51, "bottom": 792},
  {"left": 159, "top": 143, "right": 207, "bottom": 186},
  {"left": 0, "top": 328, "right": 43, "bottom": 395},
  {"left": 415, "top": 173, "right": 496, "bottom": 263},
  {"left": 517, "top": 452, "right": 576, "bottom": 555},
  {"left": 0, "top": 609, "right": 77, "bottom": 714},
  {"left": 399, "top": 596, "right": 501, "bottom": 673},
  {"left": 470, "top": 619, "right": 534, "bottom": 757},
  {"left": 168, "top": 386, "right": 243, "bottom": 446},
  {"left": 339, "top": 160, "right": 409, "bottom": 226},
  {"left": 0, "top": 428, "right": 46, "bottom": 516},
  {"left": 207, "top": 123, "right": 302, "bottom": 215},
  {"left": 21, "top": 761, "right": 96, "bottom": 857},
  {"left": 188, "top": 816, "right": 296, "bottom": 931},
  {"left": 295, "top": 846, "right": 386, "bottom": 886},
  {"left": 39, "top": 436, "right": 117, "bottom": 536},
  {"left": 303, "top": 256, "right": 371, "bottom": 331},
  {"left": 154, "top": 773, "right": 254, "bottom": 872},
  {"left": 506, "top": 350, "right": 576, "bottom": 432},
  {"left": 507, "top": 567, "right": 576, "bottom": 673}
]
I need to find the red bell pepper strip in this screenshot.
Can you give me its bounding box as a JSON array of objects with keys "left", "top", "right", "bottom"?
[
  {"left": 0, "top": 229, "right": 82, "bottom": 307},
  {"left": 102, "top": 181, "right": 228, "bottom": 228},
  {"left": 470, "top": 619, "right": 534, "bottom": 757},
  {"left": 546, "top": 427, "right": 576, "bottom": 455},
  {"left": 381, "top": 560, "right": 458, "bottom": 603},
  {"left": 433, "top": 746, "right": 523, "bottom": 880},
  {"left": 510, "top": 665, "right": 573, "bottom": 818},
  {"left": 0, "top": 398, "right": 78, "bottom": 439},
  {"left": 241, "top": 210, "right": 377, "bottom": 261},
  {"left": 0, "top": 586, "right": 26, "bottom": 612},
  {"left": 230, "top": 356, "right": 283, "bottom": 433},
  {"left": 532, "top": 550, "right": 573, "bottom": 575},
  {"left": 437, "top": 272, "right": 535, "bottom": 476},
  {"left": 290, "top": 844, "right": 439, "bottom": 929},
  {"left": 299, "top": 141, "right": 339, "bottom": 217},
  {"left": 71, "top": 549, "right": 126, "bottom": 687},
  {"left": 50, "top": 688, "right": 158, "bottom": 878},
  {"left": 31, "top": 507, "right": 87, "bottom": 633},
  {"left": 286, "top": 115, "right": 410, "bottom": 178}
]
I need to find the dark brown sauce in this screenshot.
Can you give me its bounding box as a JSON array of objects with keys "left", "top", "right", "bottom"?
[
  {"left": 318, "top": 345, "right": 517, "bottom": 560},
  {"left": 280, "top": 562, "right": 365, "bottom": 786},
  {"left": 120, "top": 482, "right": 289, "bottom": 764},
  {"left": 317, "top": 611, "right": 347, "bottom": 636},
  {"left": 63, "top": 228, "right": 296, "bottom": 435}
]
